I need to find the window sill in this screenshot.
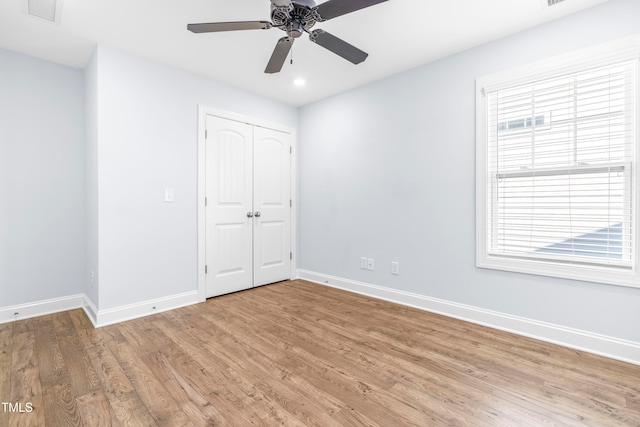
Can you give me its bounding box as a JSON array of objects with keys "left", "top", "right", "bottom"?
[{"left": 477, "top": 253, "right": 640, "bottom": 288}]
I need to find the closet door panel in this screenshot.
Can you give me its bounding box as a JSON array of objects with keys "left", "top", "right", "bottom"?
[
  {"left": 205, "top": 116, "right": 254, "bottom": 297},
  {"left": 253, "top": 126, "right": 292, "bottom": 286}
]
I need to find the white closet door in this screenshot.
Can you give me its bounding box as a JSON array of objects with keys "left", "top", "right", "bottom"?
[
  {"left": 205, "top": 115, "right": 292, "bottom": 298},
  {"left": 253, "top": 126, "right": 292, "bottom": 286},
  {"left": 205, "top": 116, "right": 253, "bottom": 297}
]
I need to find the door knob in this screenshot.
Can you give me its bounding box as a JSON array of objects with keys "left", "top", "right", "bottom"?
[
  {"left": 254, "top": 212, "right": 261, "bottom": 218},
  {"left": 246, "top": 212, "right": 254, "bottom": 218}
]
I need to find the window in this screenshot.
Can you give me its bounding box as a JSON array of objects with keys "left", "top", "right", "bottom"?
[{"left": 476, "top": 35, "right": 640, "bottom": 287}]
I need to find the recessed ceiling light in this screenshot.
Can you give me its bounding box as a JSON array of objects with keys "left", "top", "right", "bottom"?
[{"left": 293, "top": 78, "right": 306, "bottom": 87}]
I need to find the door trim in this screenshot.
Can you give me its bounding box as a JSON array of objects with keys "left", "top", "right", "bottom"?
[{"left": 197, "top": 105, "right": 297, "bottom": 301}]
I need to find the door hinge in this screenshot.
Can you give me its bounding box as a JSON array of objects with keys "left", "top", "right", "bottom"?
[
  {"left": 205, "top": 265, "right": 208, "bottom": 274},
  {"left": 289, "top": 146, "right": 292, "bottom": 154},
  {"left": 205, "top": 129, "right": 208, "bottom": 139},
  {"left": 205, "top": 197, "right": 207, "bottom": 207},
  {"left": 289, "top": 199, "right": 292, "bottom": 208},
  {"left": 290, "top": 252, "right": 292, "bottom": 260}
]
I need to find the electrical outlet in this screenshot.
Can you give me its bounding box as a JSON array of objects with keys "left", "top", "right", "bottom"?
[
  {"left": 367, "top": 258, "right": 375, "bottom": 271},
  {"left": 360, "top": 257, "right": 368, "bottom": 269},
  {"left": 391, "top": 261, "right": 400, "bottom": 275}
]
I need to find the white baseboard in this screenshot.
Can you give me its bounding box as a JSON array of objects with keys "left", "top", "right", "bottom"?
[
  {"left": 92, "top": 291, "right": 200, "bottom": 327},
  {"left": 297, "top": 269, "right": 640, "bottom": 366},
  {"left": 1, "top": 291, "right": 201, "bottom": 328},
  {"left": 0, "top": 294, "right": 85, "bottom": 325},
  {"left": 82, "top": 296, "right": 99, "bottom": 327}
]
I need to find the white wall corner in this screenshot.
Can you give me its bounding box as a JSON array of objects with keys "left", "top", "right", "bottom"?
[
  {"left": 297, "top": 269, "right": 640, "bottom": 366},
  {"left": 82, "top": 294, "right": 99, "bottom": 327}
]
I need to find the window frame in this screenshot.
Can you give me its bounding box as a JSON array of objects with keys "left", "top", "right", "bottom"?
[{"left": 476, "top": 34, "right": 640, "bottom": 288}]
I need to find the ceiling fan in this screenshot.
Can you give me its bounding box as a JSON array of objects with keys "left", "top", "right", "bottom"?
[{"left": 187, "top": 0, "right": 388, "bottom": 73}]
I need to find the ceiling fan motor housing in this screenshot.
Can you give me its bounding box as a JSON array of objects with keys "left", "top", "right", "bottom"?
[{"left": 271, "top": 0, "right": 319, "bottom": 38}]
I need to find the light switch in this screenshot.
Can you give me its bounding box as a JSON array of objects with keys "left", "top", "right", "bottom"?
[
  {"left": 164, "top": 188, "right": 174, "bottom": 202},
  {"left": 360, "top": 257, "right": 368, "bottom": 269}
]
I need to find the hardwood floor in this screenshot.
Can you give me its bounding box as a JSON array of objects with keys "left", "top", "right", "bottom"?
[{"left": 2, "top": 279, "right": 640, "bottom": 426}]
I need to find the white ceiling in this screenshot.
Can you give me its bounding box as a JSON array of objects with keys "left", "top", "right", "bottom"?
[{"left": 0, "top": 0, "right": 610, "bottom": 106}]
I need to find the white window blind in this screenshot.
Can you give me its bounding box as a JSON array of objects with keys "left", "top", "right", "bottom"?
[
  {"left": 476, "top": 36, "right": 640, "bottom": 287},
  {"left": 486, "top": 61, "right": 636, "bottom": 268}
]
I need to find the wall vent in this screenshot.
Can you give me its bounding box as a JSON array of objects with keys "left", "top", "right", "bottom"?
[{"left": 23, "top": 0, "right": 62, "bottom": 23}]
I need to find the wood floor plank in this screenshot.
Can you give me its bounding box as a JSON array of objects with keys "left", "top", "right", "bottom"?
[
  {"left": 138, "top": 317, "right": 303, "bottom": 427},
  {"left": 87, "top": 327, "right": 158, "bottom": 426},
  {"left": 58, "top": 333, "right": 102, "bottom": 399},
  {"left": 224, "top": 298, "right": 470, "bottom": 426},
  {"left": 140, "top": 349, "right": 232, "bottom": 427},
  {"left": 240, "top": 286, "right": 538, "bottom": 425},
  {"left": 3, "top": 279, "right": 640, "bottom": 426},
  {"left": 189, "top": 305, "right": 367, "bottom": 426},
  {"left": 0, "top": 323, "right": 13, "bottom": 427},
  {"left": 41, "top": 383, "right": 83, "bottom": 427},
  {"left": 157, "top": 311, "right": 315, "bottom": 426},
  {"left": 99, "top": 325, "right": 196, "bottom": 427},
  {"left": 175, "top": 298, "right": 404, "bottom": 425},
  {"left": 33, "top": 316, "right": 71, "bottom": 390},
  {"left": 266, "top": 281, "right": 640, "bottom": 425},
  {"left": 52, "top": 311, "right": 77, "bottom": 339},
  {"left": 183, "top": 309, "right": 343, "bottom": 426},
  {"left": 76, "top": 390, "right": 121, "bottom": 427},
  {"left": 8, "top": 325, "right": 45, "bottom": 427}
]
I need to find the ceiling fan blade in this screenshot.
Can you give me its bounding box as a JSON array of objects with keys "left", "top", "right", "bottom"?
[
  {"left": 187, "top": 21, "right": 272, "bottom": 33},
  {"left": 314, "top": 0, "right": 388, "bottom": 21},
  {"left": 265, "top": 37, "right": 294, "bottom": 74},
  {"left": 309, "top": 29, "right": 368, "bottom": 64}
]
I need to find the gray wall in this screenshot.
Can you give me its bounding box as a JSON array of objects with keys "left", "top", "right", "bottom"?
[
  {"left": 297, "top": 0, "right": 640, "bottom": 342},
  {"left": 91, "top": 46, "right": 297, "bottom": 310},
  {"left": 0, "top": 49, "right": 85, "bottom": 306},
  {"left": 0, "top": 44, "right": 296, "bottom": 313}
]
